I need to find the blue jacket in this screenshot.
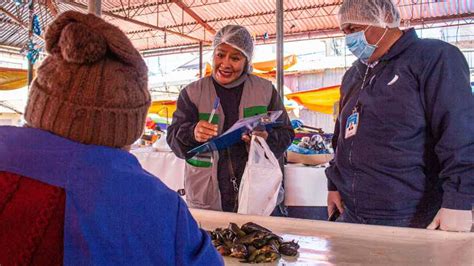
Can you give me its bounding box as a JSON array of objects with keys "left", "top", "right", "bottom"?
[
  {"left": 326, "top": 29, "right": 474, "bottom": 221},
  {"left": 0, "top": 126, "right": 223, "bottom": 265}
]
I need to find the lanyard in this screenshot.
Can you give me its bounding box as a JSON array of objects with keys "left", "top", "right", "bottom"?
[
  {"left": 351, "top": 65, "right": 371, "bottom": 114},
  {"left": 352, "top": 60, "right": 386, "bottom": 114}
]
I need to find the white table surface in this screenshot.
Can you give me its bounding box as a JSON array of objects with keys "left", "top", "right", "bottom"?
[{"left": 190, "top": 208, "right": 474, "bottom": 265}]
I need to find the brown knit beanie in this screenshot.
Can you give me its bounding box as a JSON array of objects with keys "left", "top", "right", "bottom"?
[{"left": 24, "top": 11, "right": 150, "bottom": 148}]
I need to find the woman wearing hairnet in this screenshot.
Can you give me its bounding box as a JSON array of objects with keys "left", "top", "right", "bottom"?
[
  {"left": 326, "top": 0, "right": 473, "bottom": 232},
  {"left": 167, "top": 25, "right": 295, "bottom": 213}
]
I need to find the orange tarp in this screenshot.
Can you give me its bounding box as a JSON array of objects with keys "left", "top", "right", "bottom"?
[
  {"left": 286, "top": 85, "right": 340, "bottom": 114},
  {"left": 0, "top": 67, "right": 30, "bottom": 91}
]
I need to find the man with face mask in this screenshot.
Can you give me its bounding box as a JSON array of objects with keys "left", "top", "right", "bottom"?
[{"left": 326, "top": 0, "right": 473, "bottom": 232}]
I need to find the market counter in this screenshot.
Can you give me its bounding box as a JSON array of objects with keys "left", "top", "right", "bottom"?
[
  {"left": 190, "top": 208, "right": 474, "bottom": 265},
  {"left": 132, "top": 148, "right": 330, "bottom": 217}
]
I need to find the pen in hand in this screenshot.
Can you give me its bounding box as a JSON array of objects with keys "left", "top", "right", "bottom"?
[
  {"left": 208, "top": 97, "right": 220, "bottom": 123},
  {"left": 194, "top": 97, "right": 220, "bottom": 143}
]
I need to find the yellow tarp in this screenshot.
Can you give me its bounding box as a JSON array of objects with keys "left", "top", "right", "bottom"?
[
  {"left": 0, "top": 67, "right": 30, "bottom": 91},
  {"left": 253, "top": 54, "right": 298, "bottom": 72},
  {"left": 149, "top": 97, "right": 296, "bottom": 117},
  {"left": 203, "top": 54, "right": 298, "bottom": 77},
  {"left": 148, "top": 100, "right": 177, "bottom": 119},
  {"left": 286, "top": 85, "right": 340, "bottom": 114}
]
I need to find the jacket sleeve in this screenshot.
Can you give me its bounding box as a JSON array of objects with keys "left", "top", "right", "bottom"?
[
  {"left": 166, "top": 89, "right": 201, "bottom": 160},
  {"left": 174, "top": 198, "right": 224, "bottom": 266},
  {"left": 420, "top": 44, "right": 474, "bottom": 210},
  {"left": 325, "top": 117, "right": 340, "bottom": 191},
  {"left": 266, "top": 87, "right": 295, "bottom": 159}
]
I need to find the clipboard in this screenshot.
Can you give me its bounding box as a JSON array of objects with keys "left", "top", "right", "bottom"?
[{"left": 188, "top": 111, "right": 283, "bottom": 155}]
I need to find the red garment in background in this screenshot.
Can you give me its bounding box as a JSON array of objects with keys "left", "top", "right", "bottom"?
[{"left": 0, "top": 172, "right": 65, "bottom": 265}]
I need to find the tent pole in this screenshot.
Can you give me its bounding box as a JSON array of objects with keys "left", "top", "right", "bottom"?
[
  {"left": 276, "top": 0, "right": 284, "bottom": 100},
  {"left": 199, "top": 41, "right": 203, "bottom": 78},
  {"left": 27, "top": 0, "right": 34, "bottom": 87},
  {"left": 276, "top": 0, "right": 287, "bottom": 215},
  {"left": 88, "top": 0, "right": 102, "bottom": 16}
]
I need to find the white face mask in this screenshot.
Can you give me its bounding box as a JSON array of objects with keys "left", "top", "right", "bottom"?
[{"left": 345, "top": 26, "right": 388, "bottom": 62}]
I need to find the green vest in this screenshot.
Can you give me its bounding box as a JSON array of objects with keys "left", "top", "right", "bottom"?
[{"left": 184, "top": 74, "right": 274, "bottom": 210}]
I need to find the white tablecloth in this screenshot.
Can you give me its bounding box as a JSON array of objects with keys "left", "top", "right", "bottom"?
[
  {"left": 131, "top": 147, "right": 185, "bottom": 193},
  {"left": 132, "top": 148, "right": 329, "bottom": 207},
  {"left": 284, "top": 164, "right": 328, "bottom": 207}
]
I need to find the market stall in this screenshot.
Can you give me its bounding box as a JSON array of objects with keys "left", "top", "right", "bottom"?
[
  {"left": 131, "top": 147, "right": 185, "bottom": 194},
  {"left": 131, "top": 147, "right": 330, "bottom": 219},
  {"left": 191, "top": 208, "right": 474, "bottom": 265},
  {"left": 0, "top": 67, "right": 30, "bottom": 91}
]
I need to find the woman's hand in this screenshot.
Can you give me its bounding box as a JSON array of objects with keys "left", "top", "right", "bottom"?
[
  {"left": 241, "top": 130, "right": 269, "bottom": 143},
  {"left": 194, "top": 121, "right": 218, "bottom": 143}
]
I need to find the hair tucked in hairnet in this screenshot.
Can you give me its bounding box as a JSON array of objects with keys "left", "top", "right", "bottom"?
[
  {"left": 338, "top": 0, "right": 401, "bottom": 29},
  {"left": 213, "top": 25, "right": 254, "bottom": 63}
]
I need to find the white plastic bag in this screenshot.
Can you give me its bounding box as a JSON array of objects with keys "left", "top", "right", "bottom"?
[{"left": 238, "top": 135, "right": 283, "bottom": 216}]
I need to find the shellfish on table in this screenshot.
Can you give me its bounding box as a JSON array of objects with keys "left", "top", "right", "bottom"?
[{"left": 207, "top": 222, "right": 300, "bottom": 263}]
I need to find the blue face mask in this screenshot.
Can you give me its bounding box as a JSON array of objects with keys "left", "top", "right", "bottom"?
[{"left": 345, "top": 27, "right": 388, "bottom": 62}]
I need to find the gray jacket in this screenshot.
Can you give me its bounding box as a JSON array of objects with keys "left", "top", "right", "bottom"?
[{"left": 167, "top": 74, "right": 294, "bottom": 211}]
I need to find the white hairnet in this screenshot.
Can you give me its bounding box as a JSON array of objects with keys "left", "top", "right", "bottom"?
[
  {"left": 338, "top": 0, "right": 401, "bottom": 29},
  {"left": 212, "top": 25, "right": 254, "bottom": 62}
]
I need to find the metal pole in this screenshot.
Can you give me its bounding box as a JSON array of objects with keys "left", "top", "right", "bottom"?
[
  {"left": 276, "top": 0, "right": 287, "bottom": 214},
  {"left": 199, "top": 41, "right": 203, "bottom": 78},
  {"left": 88, "top": 0, "right": 102, "bottom": 16},
  {"left": 27, "top": 0, "right": 34, "bottom": 87},
  {"left": 276, "top": 0, "right": 284, "bottom": 100}
]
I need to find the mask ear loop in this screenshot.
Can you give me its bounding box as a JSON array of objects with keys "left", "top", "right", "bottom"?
[
  {"left": 363, "top": 26, "right": 389, "bottom": 48},
  {"left": 374, "top": 27, "right": 389, "bottom": 47},
  {"left": 358, "top": 26, "right": 389, "bottom": 62}
]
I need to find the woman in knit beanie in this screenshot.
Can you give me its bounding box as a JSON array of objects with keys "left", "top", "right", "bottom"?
[
  {"left": 0, "top": 11, "right": 222, "bottom": 265},
  {"left": 25, "top": 10, "right": 150, "bottom": 147}
]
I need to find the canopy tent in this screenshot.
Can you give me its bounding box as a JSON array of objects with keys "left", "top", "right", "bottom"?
[
  {"left": 148, "top": 100, "right": 177, "bottom": 119},
  {"left": 0, "top": 68, "right": 29, "bottom": 91},
  {"left": 2, "top": 1, "right": 471, "bottom": 55},
  {"left": 148, "top": 89, "right": 299, "bottom": 122},
  {"left": 146, "top": 113, "right": 171, "bottom": 130},
  {"left": 286, "top": 85, "right": 340, "bottom": 115},
  {"left": 253, "top": 54, "right": 298, "bottom": 73},
  {"left": 147, "top": 101, "right": 177, "bottom": 130}
]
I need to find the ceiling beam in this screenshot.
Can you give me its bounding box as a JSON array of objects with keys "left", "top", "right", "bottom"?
[
  {"left": 0, "top": 6, "right": 45, "bottom": 41},
  {"left": 138, "top": 13, "right": 474, "bottom": 56},
  {"left": 171, "top": 0, "right": 216, "bottom": 35},
  {"left": 137, "top": 2, "right": 342, "bottom": 29},
  {"left": 62, "top": 0, "right": 210, "bottom": 44},
  {"left": 46, "top": 0, "right": 59, "bottom": 16},
  {"left": 108, "top": 0, "right": 223, "bottom": 13},
  {"left": 199, "top": 2, "right": 342, "bottom": 24}
]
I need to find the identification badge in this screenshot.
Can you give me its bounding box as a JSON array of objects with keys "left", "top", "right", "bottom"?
[{"left": 345, "top": 112, "right": 359, "bottom": 139}]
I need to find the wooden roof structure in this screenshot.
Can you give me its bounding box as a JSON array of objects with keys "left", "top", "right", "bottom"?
[{"left": 1, "top": 0, "right": 473, "bottom": 55}]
